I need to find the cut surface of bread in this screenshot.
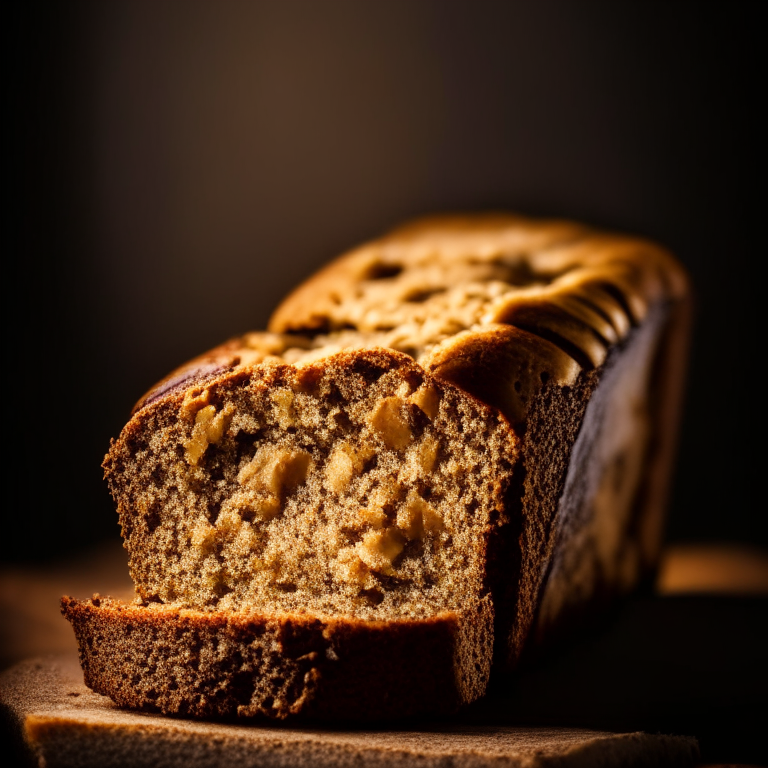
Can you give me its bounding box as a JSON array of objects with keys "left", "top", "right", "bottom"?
[
  {"left": 105, "top": 350, "right": 516, "bottom": 622},
  {"left": 65, "top": 213, "right": 690, "bottom": 721}
]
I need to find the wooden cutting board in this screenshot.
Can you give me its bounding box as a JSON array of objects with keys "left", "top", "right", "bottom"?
[{"left": 1, "top": 655, "right": 698, "bottom": 768}]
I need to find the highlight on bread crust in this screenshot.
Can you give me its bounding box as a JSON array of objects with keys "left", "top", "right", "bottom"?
[{"left": 64, "top": 213, "right": 691, "bottom": 721}]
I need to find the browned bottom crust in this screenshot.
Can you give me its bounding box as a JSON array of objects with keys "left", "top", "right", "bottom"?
[{"left": 61, "top": 596, "right": 493, "bottom": 721}]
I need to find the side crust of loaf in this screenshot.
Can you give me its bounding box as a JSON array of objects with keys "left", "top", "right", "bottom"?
[{"left": 61, "top": 596, "right": 493, "bottom": 721}]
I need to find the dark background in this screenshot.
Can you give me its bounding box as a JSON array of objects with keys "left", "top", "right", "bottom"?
[{"left": 6, "top": 1, "right": 764, "bottom": 564}]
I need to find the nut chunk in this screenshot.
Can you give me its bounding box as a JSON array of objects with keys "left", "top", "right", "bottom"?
[
  {"left": 357, "top": 528, "right": 406, "bottom": 574},
  {"left": 324, "top": 441, "right": 374, "bottom": 494},
  {"left": 410, "top": 385, "right": 441, "bottom": 420},
  {"left": 368, "top": 397, "right": 413, "bottom": 450},
  {"left": 271, "top": 389, "right": 297, "bottom": 428},
  {"left": 238, "top": 444, "right": 312, "bottom": 498},
  {"left": 184, "top": 404, "right": 234, "bottom": 465},
  {"left": 397, "top": 494, "right": 444, "bottom": 540}
]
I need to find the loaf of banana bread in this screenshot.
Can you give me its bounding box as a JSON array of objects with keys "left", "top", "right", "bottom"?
[{"left": 63, "top": 213, "right": 690, "bottom": 720}]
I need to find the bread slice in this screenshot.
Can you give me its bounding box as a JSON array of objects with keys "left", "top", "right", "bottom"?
[
  {"left": 64, "top": 213, "right": 690, "bottom": 720},
  {"left": 61, "top": 595, "right": 492, "bottom": 720}
]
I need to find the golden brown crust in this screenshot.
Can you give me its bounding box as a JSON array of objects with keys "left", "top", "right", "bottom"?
[
  {"left": 422, "top": 324, "right": 581, "bottom": 427},
  {"left": 61, "top": 596, "right": 491, "bottom": 721},
  {"left": 131, "top": 332, "right": 306, "bottom": 415},
  {"left": 268, "top": 214, "right": 587, "bottom": 337},
  {"left": 137, "top": 214, "right": 687, "bottom": 431},
  {"left": 267, "top": 213, "right": 687, "bottom": 427}
]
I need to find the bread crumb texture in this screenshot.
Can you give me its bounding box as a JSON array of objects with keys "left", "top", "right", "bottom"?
[{"left": 105, "top": 350, "right": 515, "bottom": 621}]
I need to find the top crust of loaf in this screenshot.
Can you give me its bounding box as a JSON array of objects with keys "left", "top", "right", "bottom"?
[
  {"left": 270, "top": 213, "right": 686, "bottom": 342},
  {"left": 135, "top": 214, "right": 687, "bottom": 427},
  {"left": 270, "top": 214, "right": 686, "bottom": 421}
]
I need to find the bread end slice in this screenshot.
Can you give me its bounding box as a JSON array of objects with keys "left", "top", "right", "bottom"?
[{"left": 61, "top": 595, "right": 493, "bottom": 721}]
